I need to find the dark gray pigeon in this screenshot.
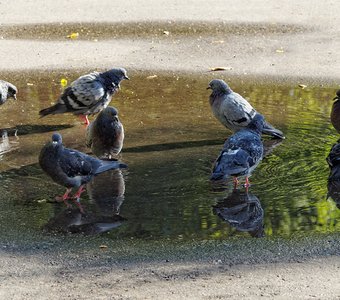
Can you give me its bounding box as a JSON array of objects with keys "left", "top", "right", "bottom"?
[
  {"left": 86, "top": 106, "right": 124, "bottom": 159},
  {"left": 210, "top": 114, "right": 264, "bottom": 187},
  {"left": 39, "top": 133, "right": 127, "bottom": 212},
  {"left": 0, "top": 80, "right": 17, "bottom": 105},
  {"left": 207, "top": 79, "right": 284, "bottom": 139},
  {"left": 39, "top": 68, "right": 129, "bottom": 125}
]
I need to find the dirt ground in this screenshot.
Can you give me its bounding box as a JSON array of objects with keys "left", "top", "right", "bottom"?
[{"left": 1, "top": 1, "right": 340, "bottom": 299}]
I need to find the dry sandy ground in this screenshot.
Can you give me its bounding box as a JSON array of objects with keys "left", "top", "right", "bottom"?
[
  {"left": 1, "top": 253, "right": 340, "bottom": 300},
  {"left": 1, "top": 1, "right": 340, "bottom": 299}
]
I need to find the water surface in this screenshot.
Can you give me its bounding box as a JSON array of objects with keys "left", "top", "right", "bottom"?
[{"left": 0, "top": 71, "right": 338, "bottom": 246}]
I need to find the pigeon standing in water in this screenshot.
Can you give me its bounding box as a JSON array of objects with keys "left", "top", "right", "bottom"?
[
  {"left": 211, "top": 114, "right": 264, "bottom": 187},
  {"left": 39, "top": 133, "right": 127, "bottom": 212},
  {"left": 331, "top": 90, "right": 340, "bottom": 133},
  {"left": 86, "top": 106, "right": 124, "bottom": 159},
  {"left": 39, "top": 68, "right": 129, "bottom": 125},
  {"left": 207, "top": 79, "right": 284, "bottom": 139},
  {"left": 0, "top": 80, "right": 17, "bottom": 105}
]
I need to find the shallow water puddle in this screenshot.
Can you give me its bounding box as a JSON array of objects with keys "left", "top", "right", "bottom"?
[{"left": 0, "top": 71, "right": 338, "bottom": 244}]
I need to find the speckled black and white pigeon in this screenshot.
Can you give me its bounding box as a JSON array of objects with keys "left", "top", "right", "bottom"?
[
  {"left": 0, "top": 80, "right": 17, "bottom": 105},
  {"left": 210, "top": 114, "right": 264, "bottom": 187},
  {"left": 86, "top": 106, "right": 124, "bottom": 159},
  {"left": 39, "top": 68, "right": 129, "bottom": 125},
  {"left": 207, "top": 79, "right": 284, "bottom": 139},
  {"left": 39, "top": 133, "right": 127, "bottom": 212}
]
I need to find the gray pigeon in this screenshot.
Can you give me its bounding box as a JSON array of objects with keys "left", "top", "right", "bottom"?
[
  {"left": 0, "top": 80, "right": 17, "bottom": 105},
  {"left": 210, "top": 114, "right": 264, "bottom": 187},
  {"left": 86, "top": 106, "right": 124, "bottom": 159},
  {"left": 207, "top": 79, "right": 284, "bottom": 139},
  {"left": 39, "top": 68, "right": 129, "bottom": 125},
  {"left": 39, "top": 133, "right": 127, "bottom": 212}
]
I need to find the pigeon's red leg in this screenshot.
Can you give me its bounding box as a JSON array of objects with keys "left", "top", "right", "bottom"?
[
  {"left": 72, "top": 185, "right": 86, "bottom": 213},
  {"left": 55, "top": 188, "right": 72, "bottom": 208},
  {"left": 233, "top": 177, "right": 239, "bottom": 188},
  {"left": 79, "top": 115, "right": 90, "bottom": 126},
  {"left": 244, "top": 177, "right": 250, "bottom": 192}
]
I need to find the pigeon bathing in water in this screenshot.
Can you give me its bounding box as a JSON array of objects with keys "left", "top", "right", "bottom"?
[
  {"left": 207, "top": 79, "right": 284, "bottom": 139},
  {"left": 39, "top": 133, "right": 127, "bottom": 213},
  {"left": 39, "top": 68, "right": 129, "bottom": 125},
  {"left": 331, "top": 90, "right": 340, "bottom": 133},
  {"left": 86, "top": 106, "right": 124, "bottom": 159},
  {"left": 0, "top": 80, "right": 17, "bottom": 105},
  {"left": 210, "top": 114, "right": 264, "bottom": 187}
]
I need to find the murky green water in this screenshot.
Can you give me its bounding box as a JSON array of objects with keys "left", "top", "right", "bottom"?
[{"left": 0, "top": 71, "right": 338, "bottom": 246}]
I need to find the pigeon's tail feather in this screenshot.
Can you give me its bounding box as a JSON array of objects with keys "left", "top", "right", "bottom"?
[
  {"left": 39, "top": 103, "right": 67, "bottom": 117},
  {"left": 95, "top": 161, "right": 127, "bottom": 175},
  {"left": 262, "top": 121, "right": 285, "bottom": 139}
]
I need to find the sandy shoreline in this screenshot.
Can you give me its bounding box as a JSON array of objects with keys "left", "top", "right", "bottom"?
[{"left": 1, "top": 1, "right": 340, "bottom": 299}]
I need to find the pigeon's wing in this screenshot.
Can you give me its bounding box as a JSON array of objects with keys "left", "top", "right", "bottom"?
[
  {"left": 222, "top": 93, "right": 256, "bottom": 127},
  {"left": 60, "top": 148, "right": 96, "bottom": 177},
  {"left": 59, "top": 72, "right": 106, "bottom": 113}
]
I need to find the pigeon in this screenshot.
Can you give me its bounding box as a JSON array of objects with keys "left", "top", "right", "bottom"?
[
  {"left": 86, "top": 106, "right": 124, "bottom": 159},
  {"left": 0, "top": 80, "right": 17, "bottom": 105},
  {"left": 212, "top": 188, "right": 264, "bottom": 238},
  {"left": 210, "top": 113, "right": 264, "bottom": 187},
  {"left": 39, "top": 68, "right": 129, "bottom": 125},
  {"left": 326, "top": 141, "right": 340, "bottom": 209},
  {"left": 39, "top": 133, "right": 127, "bottom": 212},
  {"left": 207, "top": 79, "right": 284, "bottom": 139},
  {"left": 331, "top": 90, "right": 340, "bottom": 133}
]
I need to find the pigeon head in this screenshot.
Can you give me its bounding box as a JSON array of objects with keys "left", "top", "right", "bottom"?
[
  {"left": 101, "top": 106, "right": 119, "bottom": 121},
  {"left": 52, "top": 133, "right": 63, "bottom": 145},
  {"left": 7, "top": 83, "right": 17, "bottom": 100},
  {"left": 207, "top": 79, "right": 232, "bottom": 95},
  {"left": 101, "top": 68, "right": 129, "bottom": 89},
  {"left": 247, "top": 114, "right": 265, "bottom": 133},
  {"left": 333, "top": 90, "right": 340, "bottom": 102}
]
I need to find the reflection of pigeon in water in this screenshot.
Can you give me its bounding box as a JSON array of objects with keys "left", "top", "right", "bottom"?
[
  {"left": 87, "top": 169, "right": 125, "bottom": 215},
  {"left": 39, "top": 133, "right": 127, "bottom": 213},
  {"left": 43, "top": 208, "right": 126, "bottom": 235},
  {"left": 331, "top": 90, "right": 340, "bottom": 133},
  {"left": 211, "top": 114, "right": 264, "bottom": 187},
  {"left": 39, "top": 68, "right": 129, "bottom": 125},
  {"left": 0, "top": 80, "right": 17, "bottom": 105},
  {"left": 326, "top": 141, "right": 340, "bottom": 208},
  {"left": 212, "top": 188, "right": 264, "bottom": 237},
  {"left": 86, "top": 106, "right": 124, "bottom": 159},
  {"left": 207, "top": 79, "right": 284, "bottom": 139}
]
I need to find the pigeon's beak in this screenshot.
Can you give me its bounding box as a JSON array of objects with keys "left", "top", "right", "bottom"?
[
  {"left": 124, "top": 75, "right": 130, "bottom": 80},
  {"left": 206, "top": 86, "right": 212, "bottom": 90},
  {"left": 52, "top": 141, "right": 58, "bottom": 145}
]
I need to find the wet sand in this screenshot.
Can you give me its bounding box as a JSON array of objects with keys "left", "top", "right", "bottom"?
[{"left": 1, "top": 1, "right": 340, "bottom": 299}]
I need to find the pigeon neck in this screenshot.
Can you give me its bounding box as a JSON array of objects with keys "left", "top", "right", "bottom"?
[{"left": 100, "top": 72, "right": 121, "bottom": 92}]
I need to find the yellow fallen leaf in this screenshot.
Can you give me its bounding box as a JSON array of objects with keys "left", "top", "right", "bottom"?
[
  {"left": 276, "top": 48, "right": 285, "bottom": 53},
  {"left": 209, "top": 67, "right": 233, "bottom": 72},
  {"left": 298, "top": 84, "right": 307, "bottom": 89},
  {"left": 60, "top": 78, "right": 68, "bottom": 87},
  {"left": 99, "top": 245, "right": 108, "bottom": 249},
  {"left": 26, "top": 83, "right": 34, "bottom": 86},
  {"left": 146, "top": 75, "right": 158, "bottom": 79},
  {"left": 67, "top": 32, "right": 79, "bottom": 39}
]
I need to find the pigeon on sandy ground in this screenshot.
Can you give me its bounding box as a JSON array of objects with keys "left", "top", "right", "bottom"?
[
  {"left": 0, "top": 80, "right": 17, "bottom": 105},
  {"left": 210, "top": 114, "right": 264, "bottom": 187},
  {"left": 207, "top": 79, "right": 284, "bottom": 139},
  {"left": 331, "top": 90, "right": 340, "bottom": 133},
  {"left": 39, "top": 133, "right": 127, "bottom": 212},
  {"left": 86, "top": 106, "right": 124, "bottom": 159},
  {"left": 39, "top": 68, "right": 129, "bottom": 125},
  {"left": 213, "top": 188, "right": 264, "bottom": 238}
]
